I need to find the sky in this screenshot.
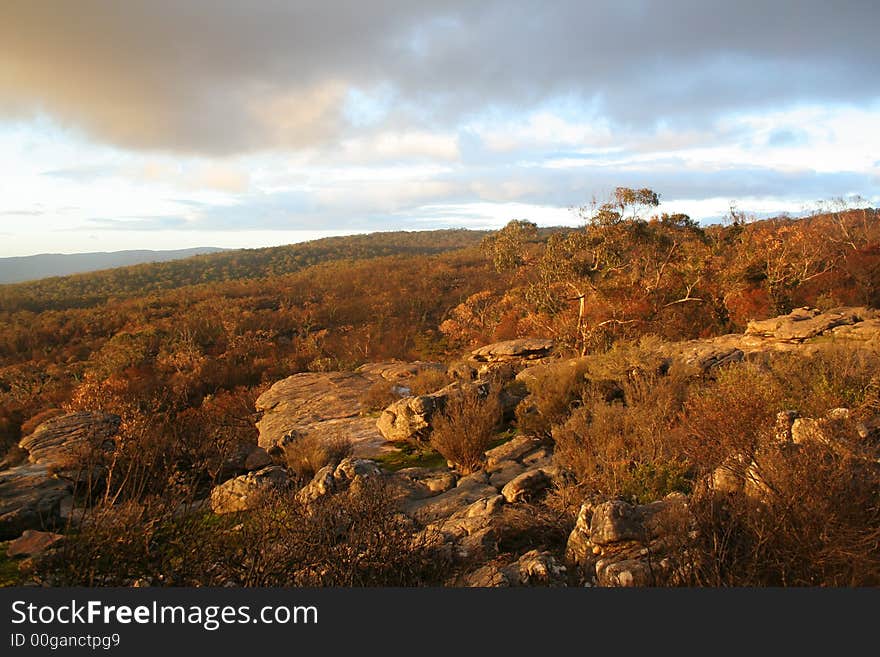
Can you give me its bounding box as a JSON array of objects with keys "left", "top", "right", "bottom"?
[{"left": 0, "top": 1, "right": 878, "bottom": 257}]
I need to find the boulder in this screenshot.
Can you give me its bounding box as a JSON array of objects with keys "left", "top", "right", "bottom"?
[
  {"left": 296, "top": 458, "right": 382, "bottom": 505},
  {"left": 501, "top": 468, "right": 552, "bottom": 503},
  {"left": 6, "top": 530, "right": 64, "bottom": 558},
  {"left": 255, "top": 372, "right": 393, "bottom": 458},
  {"left": 18, "top": 411, "right": 119, "bottom": 480},
  {"left": 471, "top": 339, "right": 554, "bottom": 362},
  {"left": 209, "top": 465, "right": 290, "bottom": 514},
  {"left": 0, "top": 464, "right": 72, "bottom": 540},
  {"left": 376, "top": 390, "right": 448, "bottom": 443},
  {"left": 376, "top": 380, "right": 490, "bottom": 443},
  {"left": 462, "top": 564, "right": 511, "bottom": 587}
]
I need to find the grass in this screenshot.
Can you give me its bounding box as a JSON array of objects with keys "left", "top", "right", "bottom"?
[{"left": 373, "top": 445, "right": 449, "bottom": 471}]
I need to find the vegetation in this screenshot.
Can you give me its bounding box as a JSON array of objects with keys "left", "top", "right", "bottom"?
[{"left": 2, "top": 191, "right": 879, "bottom": 587}]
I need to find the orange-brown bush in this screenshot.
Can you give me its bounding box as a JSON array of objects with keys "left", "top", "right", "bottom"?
[
  {"left": 407, "top": 367, "right": 453, "bottom": 395},
  {"left": 283, "top": 431, "right": 353, "bottom": 481},
  {"left": 358, "top": 379, "right": 400, "bottom": 412},
  {"left": 552, "top": 367, "right": 691, "bottom": 502},
  {"left": 429, "top": 385, "right": 503, "bottom": 473}
]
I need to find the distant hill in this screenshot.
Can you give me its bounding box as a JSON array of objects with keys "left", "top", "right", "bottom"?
[
  {"left": 0, "top": 247, "right": 228, "bottom": 284},
  {"left": 0, "top": 229, "right": 489, "bottom": 312}
]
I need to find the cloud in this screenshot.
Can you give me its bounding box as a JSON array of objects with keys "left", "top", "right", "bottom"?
[
  {"left": 84, "top": 216, "right": 189, "bottom": 230},
  {"left": 0, "top": 1, "right": 877, "bottom": 154}
]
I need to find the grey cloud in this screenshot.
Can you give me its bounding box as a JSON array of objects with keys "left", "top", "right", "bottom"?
[{"left": 1, "top": 1, "right": 877, "bottom": 154}]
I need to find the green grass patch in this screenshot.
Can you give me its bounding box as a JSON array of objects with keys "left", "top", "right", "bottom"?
[{"left": 373, "top": 444, "right": 448, "bottom": 471}]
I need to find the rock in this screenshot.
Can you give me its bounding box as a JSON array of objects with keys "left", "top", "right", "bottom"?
[
  {"left": 516, "top": 357, "right": 588, "bottom": 386},
  {"left": 0, "top": 464, "right": 72, "bottom": 540},
  {"left": 333, "top": 457, "right": 382, "bottom": 484},
  {"left": 6, "top": 530, "right": 64, "bottom": 558},
  {"left": 244, "top": 447, "right": 273, "bottom": 471},
  {"left": 501, "top": 468, "right": 552, "bottom": 503},
  {"left": 404, "top": 475, "right": 499, "bottom": 522},
  {"left": 295, "top": 465, "right": 338, "bottom": 505},
  {"left": 421, "top": 471, "right": 458, "bottom": 495},
  {"left": 485, "top": 435, "right": 543, "bottom": 468},
  {"left": 506, "top": 550, "right": 567, "bottom": 586},
  {"left": 488, "top": 460, "right": 528, "bottom": 489},
  {"left": 256, "top": 372, "right": 393, "bottom": 458},
  {"left": 522, "top": 447, "right": 553, "bottom": 468},
  {"left": 18, "top": 411, "right": 119, "bottom": 481},
  {"left": 355, "top": 361, "right": 445, "bottom": 382},
  {"left": 376, "top": 390, "right": 448, "bottom": 443},
  {"left": 209, "top": 465, "right": 290, "bottom": 514},
  {"left": 208, "top": 443, "right": 263, "bottom": 480},
  {"left": 679, "top": 345, "right": 744, "bottom": 374},
  {"left": 462, "top": 564, "right": 511, "bottom": 587},
  {"left": 568, "top": 494, "right": 694, "bottom": 587},
  {"left": 471, "top": 339, "right": 554, "bottom": 362},
  {"left": 565, "top": 502, "right": 594, "bottom": 567},
  {"left": 447, "top": 361, "right": 477, "bottom": 381},
  {"left": 452, "top": 495, "right": 506, "bottom": 519},
  {"left": 745, "top": 307, "right": 863, "bottom": 342}
]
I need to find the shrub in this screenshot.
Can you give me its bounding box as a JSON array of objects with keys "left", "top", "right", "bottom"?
[
  {"left": 429, "top": 385, "right": 502, "bottom": 473},
  {"left": 407, "top": 368, "right": 453, "bottom": 395},
  {"left": 283, "top": 431, "right": 353, "bottom": 481},
  {"left": 552, "top": 368, "right": 690, "bottom": 500},
  {"left": 358, "top": 379, "right": 400, "bottom": 413}
]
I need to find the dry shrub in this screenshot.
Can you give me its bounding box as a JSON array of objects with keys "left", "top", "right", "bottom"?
[
  {"left": 358, "top": 379, "right": 400, "bottom": 412},
  {"left": 407, "top": 368, "right": 453, "bottom": 395},
  {"left": 284, "top": 431, "right": 353, "bottom": 480},
  {"left": 552, "top": 368, "right": 691, "bottom": 501},
  {"left": 679, "top": 348, "right": 880, "bottom": 586},
  {"left": 429, "top": 385, "right": 502, "bottom": 473},
  {"left": 515, "top": 360, "right": 590, "bottom": 437},
  {"left": 689, "top": 442, "right": 880, "bottom": 586}
]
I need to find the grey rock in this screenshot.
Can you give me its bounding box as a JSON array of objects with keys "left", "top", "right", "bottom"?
[{"left": 19, "top": 411, "right": 119, "bottom": 481}]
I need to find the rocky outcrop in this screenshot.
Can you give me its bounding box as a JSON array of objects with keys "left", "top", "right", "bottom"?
[
  {"left": 355, "top": 361, "right": 445, "bottom": 383},
  {"left": 255, "top": 372, "right": 393, "bottom": 458},
  {"left": 0, "top": 464, "right": 72, "bottom": 540},
  {"left": 18, "top": 412, "right": 119, "bottom": 480},
  {"left": 565, "top": 494, "right": 694, "bottom": 586},
  {"left": 376, "top": 380, "right": 493, "bottom": 443},
  {"left": 209, "top": 465, "right": 291, "bottom": 514},
  {"left": 471, "top": 339, "right": 554, "bottom": 363}
]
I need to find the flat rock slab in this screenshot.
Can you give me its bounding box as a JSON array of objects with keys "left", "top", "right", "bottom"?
[
  {"left": 0, "top": 464, "right": 72, "bottom": 540},
  {"left": 471, "top": 339, "right": 554, "bottom": 362},
  {"left": 404, "top": 478, "right": 499, "bottom": 523},
  {"left": 355, "top": 361, "right": 445, "bottom": 381},
  {"left": 255, "top": 372, "right": 395, "bottom": 458},
  {"left": 7, "top": 529, "right": 64, "bottom": 558},
  {"left": 745, "top": 307, "right": 868, "bottom": 342}
]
